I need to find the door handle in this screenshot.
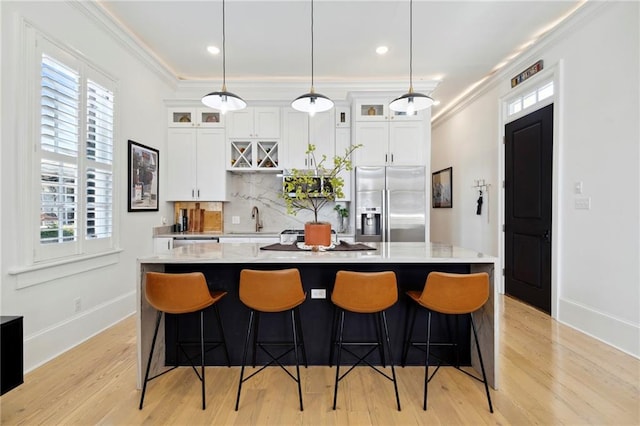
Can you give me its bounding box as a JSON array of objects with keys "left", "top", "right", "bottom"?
[{"left": 542, "top": 230, "right": 551, "bottom": 242}]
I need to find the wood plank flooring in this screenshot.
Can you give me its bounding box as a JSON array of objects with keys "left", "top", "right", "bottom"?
[{"left": 1, "top": 296, "right": 638, "bottom": 425}]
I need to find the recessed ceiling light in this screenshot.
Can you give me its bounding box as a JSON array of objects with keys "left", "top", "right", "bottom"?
[
  {"left": 207, "top": 45, "right": 220, "bottom": 55},
  {"left": 376, "top": 46, "right": 389, "bottom": 55}
]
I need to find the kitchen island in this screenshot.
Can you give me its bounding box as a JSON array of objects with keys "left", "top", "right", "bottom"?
[{"left": 137, "top": 242, "right": 499, "bottom": 389}]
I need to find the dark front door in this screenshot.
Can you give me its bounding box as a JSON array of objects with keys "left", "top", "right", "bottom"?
[{"left": 505, "top": 104, "right": 553, "bottom": 313}]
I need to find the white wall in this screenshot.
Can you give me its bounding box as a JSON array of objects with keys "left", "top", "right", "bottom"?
[
  {"left": 431, "top": 1, "right": 639, "bottom": 357},
  {"left": 0, "top": 1, "right": 175, "bottom": 371},
  {"left": 430, "top": 89, "right": 499, "bottom": 256}
]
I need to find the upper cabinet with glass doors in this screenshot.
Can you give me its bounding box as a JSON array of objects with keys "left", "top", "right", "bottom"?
[
  {"left": 168, "top": 107, "right": 225, "bottom": 128},
  {"left": 353, "top": 99, "right": 425, "bottom": 122}
]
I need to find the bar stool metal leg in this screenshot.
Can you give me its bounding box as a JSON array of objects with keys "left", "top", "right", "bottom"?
[
  {"left": 375, "top": 313, "right": 386, "bottom": 367},
  {"left": 380, "top": 311, "right": 401, "bottom": 411},
  {"left": 291, "top": 309, "right": 304, "bottom": 411},
  {"left": 235, "top": 310, "right": 255, "bottom": 411},
  {"left": 139, "top": 311, "right": 162, "bottom": 410},
  {"left": 200, "top": 311, "right": 206, "bottom": 410},
  {"left": 424, "top": 310, "right": 432, "bottom": 410},
  {"left": 294, "top": 306, "right": 308, "bottom": 368},
  {"left": 328, "top": 306, "right": 340, "bottom": 366},
  {"left": 251, "top": 312, "right": 260, "bottom": 368},
  {"left": 470, "top": 314, "right": 493, "bottom": 413},
  {"left": 332, "top": 309, "right": 345, "bottom": 410},
  {"left": 402, "top": 302, "right": 418, "bottom": 367},
  {"left": 213, "top": 304, "right": 231, "bottom": 367}
]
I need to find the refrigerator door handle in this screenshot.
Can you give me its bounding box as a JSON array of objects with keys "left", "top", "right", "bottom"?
[{"left": 383, "top": 189, "right": 390, "bottom": 242}]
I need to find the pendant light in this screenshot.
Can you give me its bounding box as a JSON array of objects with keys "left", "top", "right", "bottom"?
[
  {"left": 291, "top": 0, "right": 334, "bottom": 116},
  {"left": 202, "top": 0, "right": 246, "bottom": 113},
  {"left": 389, "top": 0, "right": 433, "bottom": 115}
]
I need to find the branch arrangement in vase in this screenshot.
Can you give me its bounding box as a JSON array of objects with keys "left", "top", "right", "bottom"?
[{"left": 282, "top": 143, "right": 361, "bottom": 223}]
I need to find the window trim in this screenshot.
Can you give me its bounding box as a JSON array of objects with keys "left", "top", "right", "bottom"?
[
  {"left": 504, "top": 69, "right": 556, "bottom": 124},
  {"left": 8, "top": 249, "right": 123, "bottom": 289},
  {"left": 17, "top": 21, "right": 120, "bottom": 273}
]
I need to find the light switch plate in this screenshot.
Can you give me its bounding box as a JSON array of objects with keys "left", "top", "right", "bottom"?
[
  {"left": 311, "top": 289, "right": 326, "bottom": 299},
  {"left": 232, "top": 216, "right": 240, "bottom": 224},
  {"left": 574, "top": 181, "right": 583, "bottom": 195}
]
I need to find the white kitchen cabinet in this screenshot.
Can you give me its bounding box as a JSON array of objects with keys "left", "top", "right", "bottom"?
[
  {"left": 282, "top": 109, "right": 334, "bottom": 170},
  {"left": 227, "top": 107, "right": 280, "bottom": 139},
  {"left": 353, "top": 99, "right": 424, "bottom": 122},
  {"left": 335, "top": 127, "right": 352, "bottom": 201},
  {"left": 166, "top": 128, "right": 227, "bottom": 200},
  {"left": 168, "top": 107, "right": 224, "bottom": 128},
  {"left": 153, "top": 237, "right": 173, "bottom": 254},
  {"left": 335, "top": 106, "right": 350, "bottom": 128},
  {"left": 228, "top": 140, "right": 280, "bottom": 171},
  {"left": 352, "top": 98, "right": 428, "bottom": 166}
]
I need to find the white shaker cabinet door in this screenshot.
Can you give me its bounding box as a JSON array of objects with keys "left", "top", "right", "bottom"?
[
  {"left": 308, "top": 110, "right": 335, "bottom": 168},
  {"left": 196, "top": 129, "right": 227, "bottom": 201},
  {"left": 354, "top": 121, "right": 388, "bottom": 166},
  {"left": 253, "top": 107, "right": 280, "bottom": 138},
  {"left": 166, "top": 129, "right": 197, "bottom": 200},
  {"left": 166, "top": 128, "right": 226, "bottom": 201},
  {"left": 388, "top": 121, "right": 425, "bottom": 166},
  {"left": 283, "top": 109, "right": 309, "bottom": 169}
]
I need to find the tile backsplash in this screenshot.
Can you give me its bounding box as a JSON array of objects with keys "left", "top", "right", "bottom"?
[{"left": 224, "top": 173, "right": 350, "bottom": 233}]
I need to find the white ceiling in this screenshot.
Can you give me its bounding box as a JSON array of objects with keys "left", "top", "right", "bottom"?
[{"left": 98, "top": 0, "right": 584, "bottom": 113}]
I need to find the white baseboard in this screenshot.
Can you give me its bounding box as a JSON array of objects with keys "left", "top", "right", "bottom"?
[
  {"left": 23, "top": 291, "right": 136, "bottom": 373},
  {"left": 558, "top": 298, "right": 640, "bottom": 359}
]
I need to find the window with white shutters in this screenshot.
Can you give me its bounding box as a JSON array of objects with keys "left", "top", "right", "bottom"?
[{"left": 36, "top": 37, "right": 116, "bottom": 261}]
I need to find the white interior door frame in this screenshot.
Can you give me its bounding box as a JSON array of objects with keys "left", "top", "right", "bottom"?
[{"left": 497, "top": 60, "right": 564, "bottom": 319}]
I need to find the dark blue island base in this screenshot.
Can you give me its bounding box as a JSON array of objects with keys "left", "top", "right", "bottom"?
[{"left": 163, "top": 262, "right": 471, "bottom": 367}]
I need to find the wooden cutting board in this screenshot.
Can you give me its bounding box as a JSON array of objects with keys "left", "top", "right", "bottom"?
[{"left": 202, "top": 211, "right": 222, "bottom": 232}]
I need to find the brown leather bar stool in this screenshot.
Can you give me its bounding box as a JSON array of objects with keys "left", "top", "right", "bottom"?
[
  {"left": 330, "top": 270, "right": 401, "bottom": 411},
  {"left": 139, "top": 272, "right": 230, "bottom": 410},
  {"left": 235, "top": 268, "right": 307, "bottom": 411},
  {"left": 402, "top": 271, "right": 493, "bottom": 412}
]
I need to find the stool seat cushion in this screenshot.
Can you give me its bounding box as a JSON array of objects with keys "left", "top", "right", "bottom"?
[
  {"left": 412, "top": 272, "right": 489, "bottom": 314},
  {"left": 239, "top": 269, "right": 306, "bottom": 312},
  {"left": 332, "top": 270, "right": 398, "bottom": 313},
  {"left": 145, "top": 272, "right": 224, "bottom": 314}
]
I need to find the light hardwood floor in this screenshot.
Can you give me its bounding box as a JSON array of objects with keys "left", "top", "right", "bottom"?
[{"left": 1, "top": 296, "right": 638, "bottom": 425}]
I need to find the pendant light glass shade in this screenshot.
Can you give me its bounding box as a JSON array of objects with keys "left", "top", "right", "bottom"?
[
  {"left": 292, "top": 0, "right": 333, "bottom": 116},
  {"left": 390, "top": 0, "right": 432, "bottom": 114},
  {"left": 389, "top": 88, "right": 433, "bottom": 114},
  {"left": 202, "top": 0, "right": 246, "bottom": 113},
  {"left": 291, "top": 89, "right": 334, "bottom": 117},
  {"left": 202, "top": 86, "right": 247, "bottom": 113}
]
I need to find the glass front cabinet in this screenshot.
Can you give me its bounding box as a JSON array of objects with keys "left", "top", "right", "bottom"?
[{"left": 168, "top": 107, "right": 225, "bottom": 128}]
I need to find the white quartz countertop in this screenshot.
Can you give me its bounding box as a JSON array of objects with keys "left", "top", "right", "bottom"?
[
  {"left": 138, "top": 242, "right": 497, "bottom": 264},
  {"left": 156, "top": 232, "right": 279, "bottom": 238}
]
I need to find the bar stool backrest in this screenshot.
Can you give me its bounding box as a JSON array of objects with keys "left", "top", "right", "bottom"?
[
  {"left": 418, "top": 272, "right": 489, "bottom": 314},
  {"left": 145, "top": 272, "right": 214, "bottom": 314},
  {"left": 332, "top": 270, "right": 398, "bottom": 313},
  {"left": 239, "top": 268, "right": 306, "bottom": 312}
]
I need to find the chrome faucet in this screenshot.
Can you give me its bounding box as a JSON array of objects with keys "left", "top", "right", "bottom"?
[{"left": 251, "top": 206, "right": 263, "bottom": 232}]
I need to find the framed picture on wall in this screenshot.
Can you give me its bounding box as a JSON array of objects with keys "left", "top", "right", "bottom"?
[
  {"left": 432, "top": 167, "right": 452, "bottom": 208},
  {"left": 128, "top": 140, "right": 159, "bottom": 212}
]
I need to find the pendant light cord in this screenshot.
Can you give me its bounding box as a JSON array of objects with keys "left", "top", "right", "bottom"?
[
  {"left": 409, "top": 0, "right": 413, "bottom": 92},
  {"left": 222, "top": 0, "right": 227, "bottom": 89},
  {"left": 311, "top": 0, "right": 315, "bottom": 90}
]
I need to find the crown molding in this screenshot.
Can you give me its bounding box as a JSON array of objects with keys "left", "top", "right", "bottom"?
[
  {"left": 431, "top": 0, "right": 606, "bottom": 128},
  {"left": 68, "top": 1, "right": 178, "bottom": 90}
]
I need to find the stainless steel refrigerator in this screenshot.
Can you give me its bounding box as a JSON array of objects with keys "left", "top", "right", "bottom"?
[{"left": 355, "top": 166, "right": 426, "bottom": 242}]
